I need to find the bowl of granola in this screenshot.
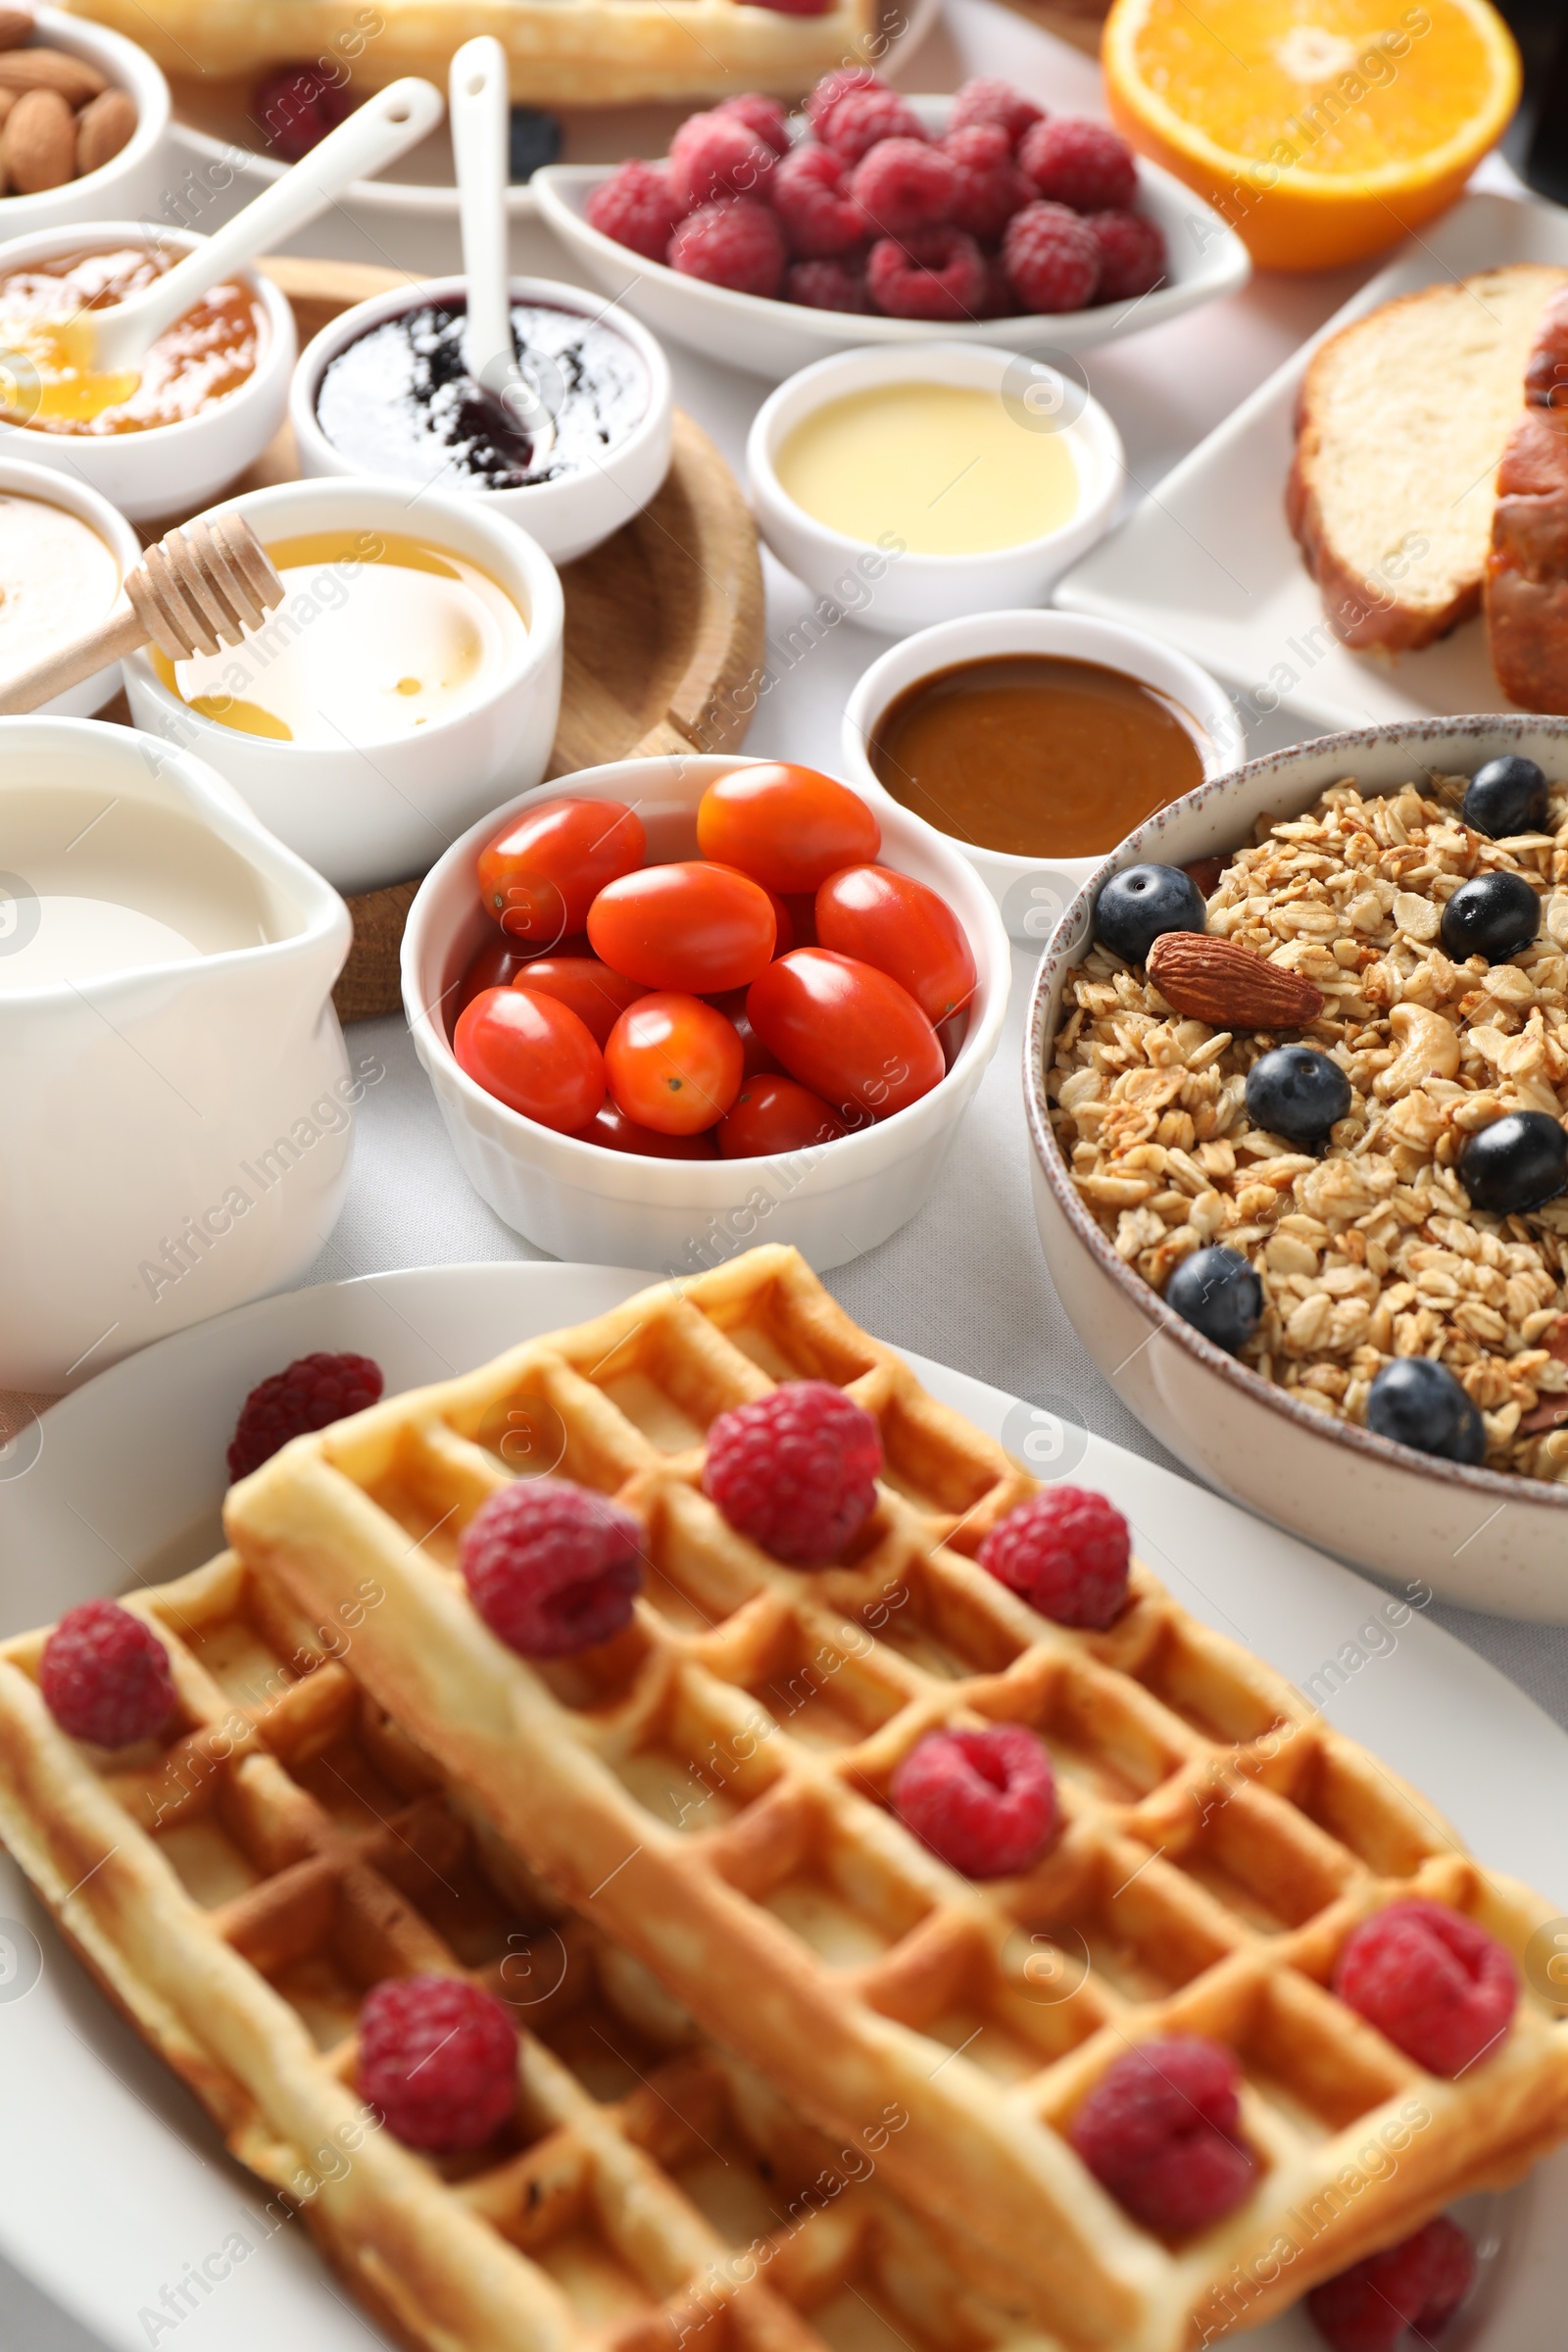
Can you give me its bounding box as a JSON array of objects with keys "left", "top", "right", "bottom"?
[{"left": 1025, "top": 715, "right": 1568, "bottom": 1621}]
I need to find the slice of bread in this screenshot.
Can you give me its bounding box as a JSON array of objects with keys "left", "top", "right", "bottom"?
[
  {"left": 1288, "top": 263, "right": 1568, "bottom": 653},
  {"left": 1486, "top": 285, "right": 1568, "bottom": 713}
]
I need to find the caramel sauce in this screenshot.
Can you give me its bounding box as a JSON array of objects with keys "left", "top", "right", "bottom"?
[
  {"left": 867, "top": 655, "right": 1206, "bottom": 859},
  {"left": 0, "top": 245, "right": 262, "bottom": 434}
]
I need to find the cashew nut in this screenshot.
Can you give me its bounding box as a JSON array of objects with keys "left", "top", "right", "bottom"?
[{"left": 1373, "top": 1003, "right": 1461, "bottom": 1100}]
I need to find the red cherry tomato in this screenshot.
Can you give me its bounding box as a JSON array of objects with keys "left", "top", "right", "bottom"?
[
  {"left": 746, "top": 950, "right": 943, "bottom": 1122},
  {"left": 576, "top": 1102, "right": 718, "bottom": 1159},
  {"left": 588, "top": 862, "right": 776, "bottom": 994},
  {"left": 477, "top": 798, "right": 646, "bottom": 948},
  {"left": 707, "top": 987, "right": 782, "bottom": 1078},
  {"left": 708, "top": 865, "right": 791, "bottom": 955},
  {"left": 814, "top": 864, "right": 978, "bottom": 1025},
  {"left": 696, "top": 763, "right": 880, "bottom": 894},
  {"left": 605, "top": 992, "right": 744, "bottom": 1135},
  {"left": 452, "top": 935, "right": 528, "bottom": 1032},
  {"left": 454, "top": 987, "right": 606, "bottom": 1133},
  {"left": 511, "top": 956, "right": 648, "bottom": 1048},
  {"left": 717, "top": 1074, "right": 850, "bottom": 1160}
]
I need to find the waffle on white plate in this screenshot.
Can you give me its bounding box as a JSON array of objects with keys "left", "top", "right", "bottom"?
[{"left": 218, "top": 1244, "right": 1568, "bottom": 2351}]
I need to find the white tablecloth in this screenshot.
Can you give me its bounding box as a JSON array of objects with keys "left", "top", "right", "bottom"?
[{"left": 10, "top": 7, "right": 1568, "bottom": 2343}]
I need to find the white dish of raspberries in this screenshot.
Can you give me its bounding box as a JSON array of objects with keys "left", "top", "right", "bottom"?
[{"left": 531, "top": 72, "right": 1251, "bottom": 381}]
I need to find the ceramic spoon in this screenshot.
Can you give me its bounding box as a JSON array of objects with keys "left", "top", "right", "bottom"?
[{"left": 449, "top": 34, "right": 554, "bottom": 464}]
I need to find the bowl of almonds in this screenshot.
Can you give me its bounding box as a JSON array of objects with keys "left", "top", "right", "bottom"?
[
  {"left": 1025, "top": 714, "right": 1568, "bottom": 1622},
  {"left": 0, "top": 4, "right": 168, "bottom": 229}
]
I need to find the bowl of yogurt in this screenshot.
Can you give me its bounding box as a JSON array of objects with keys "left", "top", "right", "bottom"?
[{"left": 0, "top": 457, "right": 139, "bottom": 716}]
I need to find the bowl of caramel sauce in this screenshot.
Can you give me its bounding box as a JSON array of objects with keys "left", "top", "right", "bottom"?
[{"left": 843, "top": 611, "right": 1246, "bottom": 944}]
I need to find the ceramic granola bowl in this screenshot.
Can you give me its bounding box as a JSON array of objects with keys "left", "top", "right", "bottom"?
[{"left": 1025, "top": 714, "right": 1568, "bottom": 1622}]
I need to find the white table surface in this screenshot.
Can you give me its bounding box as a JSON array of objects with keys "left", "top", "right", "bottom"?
[{"left": 8, "top": 6, "right": 1566, "bottom": 2343}]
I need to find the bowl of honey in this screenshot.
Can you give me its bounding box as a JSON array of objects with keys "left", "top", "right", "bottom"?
[{"left": 841, "top": 610, "right": 1246, "bottom": 943}]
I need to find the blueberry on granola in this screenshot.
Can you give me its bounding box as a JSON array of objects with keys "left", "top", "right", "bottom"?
[
  {"left": 1439, "top": 870, "right": 1539, "bottom": 964},
  {"left": 1365, "top": 1359, "right": 1486, "bottom": 1464},
  {"left": 1461, "top": 755, "right": 1548, "bottom": 841},
  {"left": 1458, "top": 1111, "right": 1568, "bottom": 1216},
  {"left": 1164, "top": 1246, "right": 1262, "bottom": 1354},
  {"left": 1094, "top": 864, "right": 1206, "bottom": 965},
  {"left": 1244, "top": 1047, "right": 1350, "bottom": 1149}
]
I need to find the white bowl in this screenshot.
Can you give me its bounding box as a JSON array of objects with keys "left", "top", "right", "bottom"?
[
  {"left": 0, "top": 8, "right": 171, "bottom": 237},
  {"left": 531, "top": 97, "right": 1251, "bottom": 384},
  {"left": 748, "top": 342, "right": 1123, "bottom": 638},
  {"left": 288, "top": 273, "right": 673, "bottom": 565},
  {"left": 0, "top": 219, "right": 295, "bottom": 520},
  {"left": 403, "top": 753, "right": 1010, "bottom": 1271},
  {"left": 1025, "top": 713, "right": 1568, "bottom": 1622},
  {"left": 122, "top": 474, "right": 565, "bottom": 895},
  {"left": 0, "top": 454, "right": 140, "bottom": 716},
  {"left": 843, "top": 610, "right": 1246, "bottom": 940},
  {"left": 0, "top": 713, "right": 354, "bottom": 1394}
]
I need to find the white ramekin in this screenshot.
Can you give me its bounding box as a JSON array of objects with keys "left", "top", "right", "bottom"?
[
  {"left": 122, "top": 474, "right": 565, "bottom": 895},
  {"left": 0, "top": 218, "right": 295, "bottom": 520},
  {"left": 403, "top": 753, "right": 1010, "bottom": 1272},
  {"left": 0, "top": 453, "right": 140, "bottom": 715},
  {"left": 288, "top": 273, "right": 673, "bottom": 565},
  {"left": 842, "top": 610, "right": 1247, "bottom": 941},
  {"left": 0, "top": 9, "right": 172, "bottom": 238},
  {"left": 746, "top": 341, "right": 1124, "bottom": 637}
]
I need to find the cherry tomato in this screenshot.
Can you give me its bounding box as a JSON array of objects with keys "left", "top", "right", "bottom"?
[
  {"left": 605, "top": 992, "right": 744, "bottom": 1135},
  {"left": 511, "top": 956, "right": 648, "bottom": 1048},
  {"left": 936, "top": 1009, "right": 969, "bottom": 1069},
  {"left": 783, "top": 892, "right": 817, "bottom": 949},
  {"left": 709, "top": 865, "right": 791, "bottom": 955},
  {"left": 588, "top": 862, "right": 776, "bottom": 993},
  {"left": 696, "top": 763, "right": 880, "bottom": 894},
  {"left": 478, "top": 798, "right": 646, "bottom": 948},
  {"left": 452, "top": 936, "right": 528, "bottom": 1032},
  {"left": 454, "top": 987, "right": 606, "bottom": 1133},
  {"left": 717, "top": 1074, "right": 849, "bottom": 1160},
  {"left": 707, "top": 987, "right": 783, "bottom": 1078},
  {"left": 815, "top": 865, "right": 978, "bottom": 1024},
  {"left": 576, "top": 1102, "right": 718, "bottom": 1159},
  {"left": 746, "top": 949, "right": 943, "bottom": 1122}
]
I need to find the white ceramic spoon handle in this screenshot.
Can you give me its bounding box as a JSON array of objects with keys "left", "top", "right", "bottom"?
[{"left": 451, "top": 37, "right": 514, "bottom": 386}]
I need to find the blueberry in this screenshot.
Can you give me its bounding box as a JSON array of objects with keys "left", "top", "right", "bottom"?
[
  {"left": 1365, "top": 1358, "right": 1486, "bottom": 1464},
  {"left": 1094, "top": 864, "right": 1207, "bottom": 965},
  {"left": 1164, "top": 1246, "right": 1262, "bottom": 1354},
  {"left": 509, "top": 106, "right": 562, "bottom": 182},
  {"left": 1244, "top": 1047, "right": 1351, "bottom": 1148},
  {"left": 1439, "top": 869, "right": 1540, "bottom": 963},
  {"left": 1458, "top": 1111, "right": 1568, "bottom": 1215},
  {"left": 1462, "top": 755, "right": 1549, "bottom": 840}
]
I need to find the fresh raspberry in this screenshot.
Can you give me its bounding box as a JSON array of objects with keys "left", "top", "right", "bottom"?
[
  {"left": 943, "top": 122, "right": 1031, "bottom": 240},
  {"left": 38, "top": 1598, "right": 177, "bottom": 1749},
  {"left": 949, "top": 77, "right": 1045, "bottom": 147},
  {"left": 977, "top": 251, "right": 1019, "bottom": 318},
  {"left": 1002, "top": 200, "right": 1101, "bottom": 314},
  {"left": 867, "top": 226, "right": 987, "bottom": 321},
  {"left": 1305, "top": 2216, "right": 1475, "bottom": 2352},
  {"left": 226, "top": 1351, "right": 383, "bottom": 1482},
  {"left": 703, "top": 1380, "right": 881, "bottom": 1566},
  {"left": 1070, "top": 2038, "right": 1256, "bottom": 2236},
  {"left": 1088, "top": 209, "right": 1167, "bottom": 301},
  {"left": 978, "top": 1488, "right": 1130, "bottom": 1628},
  {"left": 1333, "top": 1901, "right": 1518, "bottom": 2076},
  {"left": 669, "top": 111, "right": 777, "bottom": 206},
  {"left": 770, "top": 143, "right": 866, "bottom": 258},
  {"left": 586, "top": 159, "right": 689, "bottom": 261},
  {"left": 1019, "top": 115, "right": 1138, "bottom": 212},
  {"left": 806, "top": 68, "right": 886, "bottom": 134},
  {"left": 852, "top": 137, "right": 956, "bottom": 237},
  {"left": 892, "top": 1725, "right": 1056, "bottom": 1877},
  {"left": 785, "top": 256, "right": 871, "bottom": 312},
  {"left": 713, "top": 92, "right": 791, "bottom": 153},
  {"left": 668, "top": 199, "right": 786, "bottom": 296},
  {"left": 821, "top": 87, "right": 927, "bottom": 167},
  {"left": 250, "top": 65, "right": 357, "bottom": 163},
  {"left": 459, "top": 1477, "right": 643, "bottom": 1657},
  {"left": 358, "top": 1976, "right": 516, "bottom": 2152}
]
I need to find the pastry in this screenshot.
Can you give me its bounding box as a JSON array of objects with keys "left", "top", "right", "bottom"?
[{"left": 1487, "top": 282, "right": 1568, "bottom": 713}]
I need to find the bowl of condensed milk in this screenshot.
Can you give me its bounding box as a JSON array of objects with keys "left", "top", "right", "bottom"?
[{"left": 0, "top": 456, "right": 138, "bottom": 716}]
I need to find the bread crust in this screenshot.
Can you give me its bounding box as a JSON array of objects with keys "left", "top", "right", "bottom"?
[{"left": 1488, "top": 289, "right": 1568, "bottom": 713}]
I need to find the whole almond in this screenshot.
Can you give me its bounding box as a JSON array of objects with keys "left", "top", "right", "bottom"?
[
  {"left": 75, "top": 83, "right": 134, "bottom": 174},
  {"left": 0, "top": 8, "right": 32, "bottom": 53},
  {"left": 1146, "top": 931, "right": 1325, "bottom": 1029},
  {"left": 1, "top": 81, "right": 74, "bottom": 190},
  {"left": 0, "top": 45, "right": 106, "bottom": 106}
]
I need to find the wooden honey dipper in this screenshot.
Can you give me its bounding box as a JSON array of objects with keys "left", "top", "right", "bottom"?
[{"left": 0, "top": 514, "right": 285, "bottom": 717}]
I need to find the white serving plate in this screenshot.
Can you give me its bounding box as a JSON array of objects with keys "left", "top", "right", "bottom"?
[
  {"left": 1, "top": 1262, "right": 1566, "bottom": 2348},
  {"left": 1054, "top": 190, "right": 1568, "bottom": 734}
]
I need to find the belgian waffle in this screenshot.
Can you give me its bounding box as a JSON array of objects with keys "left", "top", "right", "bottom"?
[{"left": 223, "top": 1244, "right": 1568, "bottom": 2350}]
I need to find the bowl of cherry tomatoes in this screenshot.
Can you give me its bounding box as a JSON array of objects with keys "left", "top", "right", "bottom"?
[{"left": 401, "top": 753, "right": 1010, "bottom": 1271}]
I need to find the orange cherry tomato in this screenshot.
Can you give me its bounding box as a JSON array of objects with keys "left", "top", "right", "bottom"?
[
  {"left": 706, "top": 987, "right": 783, "bottom": 1078},
  {"left": 512, "top": 956, "right": 648, "bottom": 1049},
  {"left": 452, "top": 936, "right": 528, "bottom": 1032},
  {"left": 814, "top": 864, "right": 978, "bottom": 1025},
  {"left": 478, "top": 798, "right": 646, "bottom": 948},
  {"left": 717, "top": 1074, "right": 850, "bottom": 1159},
  {"left": 588, "top": 862, "right": 776, "bottom": 994},
  {"left": 746, "top": 949, "right": 943, "bottom": 1123},
  {"left": 696, "top": 763, "right": 880, "bottom": 895},
  {"left": 605, "top": 992, "right": 744, "bottom": 1135},
  {"left": 576, "top": 1102, "right": 718, "bottom": 1159},
  {"left": 454, "top": 987, "right": 606, "bottom": 1133}
]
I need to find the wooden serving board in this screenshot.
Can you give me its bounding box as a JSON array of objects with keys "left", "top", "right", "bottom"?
[{"left": 106, "top": 256, "right": 766, "bottom": 1022}]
